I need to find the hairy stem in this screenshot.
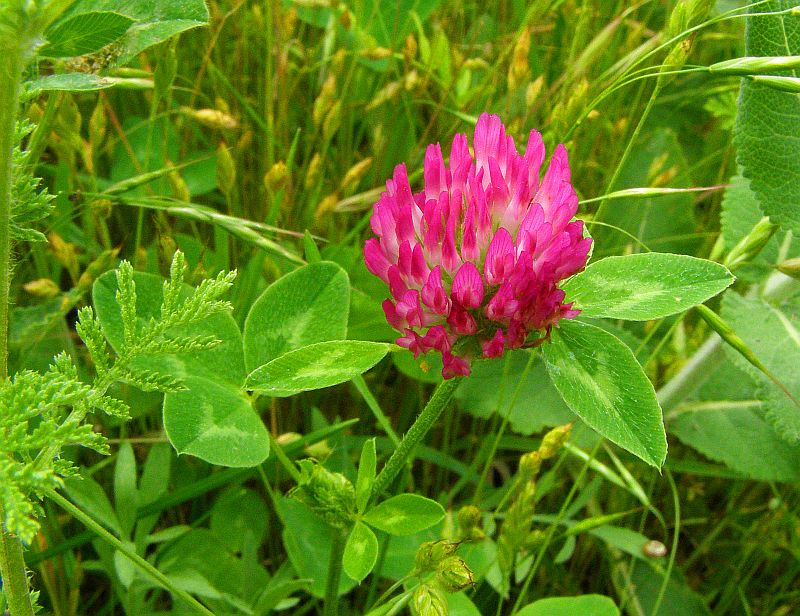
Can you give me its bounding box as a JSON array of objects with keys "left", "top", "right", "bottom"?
[
  {"left": 370, "top": 377, "right": 461, "bottom": 503},
  {"left": 0, "top": 18, "right": 35, "bottom": 616}
]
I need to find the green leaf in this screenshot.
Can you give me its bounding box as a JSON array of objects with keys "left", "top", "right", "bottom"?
[
  {"left": 41, "top": 11, "right": 134, "bottom": 57},
  {"left": 735, "top": 2, "right": 800, "bottom": 236},
  {"left": 356, "top": 439, "right": 377, "bottom": 514},
  {"left": 516, "top": 595, "right": 620, "bottom": 616},
  {"left": 163, "top": 375, "right": 269, "bottom": 467},
  {"left": 210, "top": 488, "right": 269, "bottom": 553},
  {"left": 543, "top": 320, "right": 667, "bottom": 467},
  {"left": 363, "top": 494, "right": 445, "bottom": 536},
  {"left": 93, "top": 270, "right": 244, "bottom": 386},
  {"left": 278, "top": 498, "right": 357, "bottom": 598},
  {"left": 343, "top": 521, "right": 378, "bottom": 582},
  {"left": 63, "top": 476, "right": 122, "bottom": 537},
  {"left": 243, "top": 262, "right": 350, "bottom": 372},
  {"left": 670, "top": 398, "right": 800, "bottom": 482},
  {"left": 245, "top": 341, "right": 392, "bottom": 397},
  {"left": 562, "top": 253, "right": 734, "bottom": 320},
  {"left": 60, "top": 0, "right": 210, "bottom": 65},
  {"left": 455, "top": 351, "right": 573, "bottom": 435},
  {"left": 114, "top": 442, "right": 138, "bottom": 537},
  {"left": 23, "top": 73, "right": 116, "bottom": 95},
  {"left": 721, "top": 292, "right": 800, "bottom": 442}
]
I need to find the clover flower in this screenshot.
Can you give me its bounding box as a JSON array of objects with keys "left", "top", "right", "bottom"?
[{"left": 364, "top": 113, "right": 592, "bottom": 378}]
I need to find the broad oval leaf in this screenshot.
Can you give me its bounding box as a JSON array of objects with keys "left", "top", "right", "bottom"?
[
  {"left": 356, "top": 439, "right": 377, "bottom": 514},
  {"left": 243, "top": 261, "right": 350, "bottom": 372},
  {"left": 363, "top": 494, "right": 445, "bottom": 536},
  {"left": 543, "top": 320, "right": 667, "bottom": 467},
  {"left": 41, "top": 11, "right": 135, "bottom": 57},
  {"left": 245, "top": 341, "right": 392, "bottom": 397},
  {"left": 164, "top": 375, "right": 269, "bottom": 467},
  {"left": 562, "top": 253, "right": 733, "bottom": 321},
  {"left": 516, "top": 595, "right": 620, "bottom": 616},
  {"left": 343, "top": 521, "right": 378, "bottom": 582},
  {"left": 735, "top": 3, "right": 800, "bottom": 236}
]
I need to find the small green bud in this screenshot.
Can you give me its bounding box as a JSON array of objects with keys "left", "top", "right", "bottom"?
[
  {"left": 412, "top": 584, "right": 448, "bottom": 616},
  {"left": 725, "top": 216, "right": 778, "bottom": 269},
  {"left": 457, "top": 505, "right": 481, "bottom": 532},
  {"left": 435, "top": 556, "right": 474, "bottom": 593},
  {"left": 778, "top": 257, "right": 800, "bottom": 280},
  {"left": 291, "top": 459, "right": 356, "bottom": 528},
  {"left": 415, "top": 540, "right": 459, "bottom": 573},
  {"left": 216, "top": 143, "right": 237, "bottom": 196},
  {"left": 539, "top": 423, "right": 573, "bottom": 459},
  {"left": 519, "top": 450, "right": 542, "bottom": 480},
  {"left": 264, "top": 161, "right": 290, "bottom": 193},
  {"left": 525, "top": 529, "right": 546, "bottom": 550}
]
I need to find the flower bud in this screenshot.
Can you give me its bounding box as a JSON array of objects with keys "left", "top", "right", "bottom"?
[
  {"left": 519, "top": 451, "right": 542, "bottom": 480},
  {"left": 322, "top": 101, "right": 342, "bottom": 140},
  {"left": 166, "top": 163, "right": 191, "bottom": 202},
  {"left": 216, "top": 144, "right": 237, "bottom": 196},
  {"left": 305, "top": 154, "right": 323, "bottom": 190},
  {"left": 415, "top": 540, "right": 459, "bottom": 573},
  {"left": 539, "top": 423, "right": 573, "bottom": 459},
  {"left": 340, "top": 157, "right": 373, "bottom": 195},
  {"left": 435, "top": 556, "right": 474, "bottom": 592},
  {"left": 361, "top": 46, "right": 393, "bottom": 60},
  {"left": 643, "top": 539, "right": 668, "bottom": 558},
  {"left": 181, "top": 107, "right": 239, "bottom": 130},
  {"left": 525, "top": 75, "right": 545, "bottom": 108},
  {"left": 404, "top": 33, "right": 418, "bottom": 66},
  {"left": 525, "top": 529, "right": 546, "bottom": 550},
  {"left": 457, "top": 505, "right": 481, "bottom": 533},
  {"left": 291, "top": 459, "right": 356, "bottom": 528},
  {"left": 778, "top": 257, "right": 800, "bottom": 280},
  {"left": 313, "top": 75, "right": 337, "bottom": 126},
  {"left": 507, "top": 26, "right": 531, "bottom": 92},
  {"left": 725, "top": 216, "right": 778, "bottom": 269},
  {"left": 315, "top": 193, "right": 339, "bottom": 219},
  {"left": 412, "top": 584, "right": 448, "bottom": 616},
  {"left": 48, "top": 233, "right": 79, "bottom": 282},
  {"left": 23, "top": 278, "right": 60, "bottom": 298},
  {"left": 366, "top": 80, "right": 401, "bottom": 111},
  {"left": 264, "top": 161, "right": 290, "bottom": 193},
  {"left": 77, "top": 249, "right": 120, "bottom": 292}
]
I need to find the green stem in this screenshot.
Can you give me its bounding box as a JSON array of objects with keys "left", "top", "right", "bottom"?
[
  {"left": 47, "top": 490, "right": 215, "bottom": 616},
  {"left": 0, "top": 20, "right": 35, "bottom": 616},
  {"left": 0, "top": 504, "right": 35, "bottom": 616},
  {"left": 323, "top": 528, "right": 346, "bottom": 616},
  {"left": 371, "top": 377, "right": 461, "bottom": 503}
]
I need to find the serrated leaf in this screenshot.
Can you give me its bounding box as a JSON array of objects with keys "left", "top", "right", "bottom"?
[
  {"left": 245, "top": 341, "right": 392, "bottom": 397},
  {"left": 516, "top": 595, "right": 620, "bottom": 616},
  {"left": 243, "top": 262, "right": 350, "bottom": 372},
  {"left": 41, "top": 11, "right": 134, "bottom": 57},
  {"left": 721, "top": 292, "right": 800, "bottom": 442},
  {"left": 543, "top": 320, "right": 667, "bottom": 467},
  {"left": 735, "top": 2, "right": 800, "bottom": 236},
  {"left": 343, "top": 521, "right": 378, "bottom": 582},
  {"left": 163, "top": 375, "right": 269, "bottom": 467},
  {"left": 356, "top": 439, "right": 377, "bottom": 514},
  {"left": 562, "top": 253, "right": 734, "bottom": 320},
  {"left": 363, "top": 494, "right": 445, "bottom": 536}
]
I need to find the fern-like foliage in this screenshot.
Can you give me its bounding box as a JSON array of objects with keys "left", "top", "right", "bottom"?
[
  {"left": 10, "top": 121, "right": 54, "bottom": 242},
  {"left": 1, "top": 251, "right": 236, "bottom": 542}
]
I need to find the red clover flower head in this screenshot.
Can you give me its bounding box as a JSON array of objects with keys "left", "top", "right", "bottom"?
[{"left": 364, "top": 113, "right": 592, "bottom": 379}]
